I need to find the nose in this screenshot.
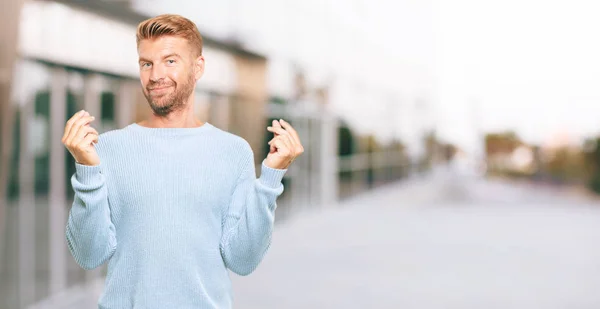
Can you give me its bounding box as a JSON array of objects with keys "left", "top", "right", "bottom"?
[{"left": 149, "top": 64, "right": 165, "bottom": 83}]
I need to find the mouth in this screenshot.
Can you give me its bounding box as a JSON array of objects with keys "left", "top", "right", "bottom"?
[{"left": 148, "top": 86, "right": 173, "bottom": 94}]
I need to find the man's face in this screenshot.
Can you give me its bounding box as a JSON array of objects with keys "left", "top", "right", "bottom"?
[{"left": 138, "top": 35, "right": 203, "bottom": 117}]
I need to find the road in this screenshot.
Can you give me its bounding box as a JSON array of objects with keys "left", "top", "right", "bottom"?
[{"left": 231, "top": 168, "right": 600, "bottom": 309}]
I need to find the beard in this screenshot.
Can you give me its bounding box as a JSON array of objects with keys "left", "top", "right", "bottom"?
[{"left": 144, "top": 73, "right": 196, "bottom": 117}]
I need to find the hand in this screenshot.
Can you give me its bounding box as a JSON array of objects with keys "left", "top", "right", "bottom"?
[
  {"left": 62, "top": 110, "right": 100, "bottom": 166},
  {"left": 265, "top": 119, "right": 304, "bottom": 170}
]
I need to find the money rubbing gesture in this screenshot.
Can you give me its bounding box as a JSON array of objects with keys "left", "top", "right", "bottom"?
[
  {"left": 62, "top": 110, "right": 100, "bottom": 166},
  {"left": 265, "top": 119, "right": 304, "bottom": 169}
]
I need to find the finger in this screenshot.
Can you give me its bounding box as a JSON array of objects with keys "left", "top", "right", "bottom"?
[
  {"left": 267, "top": 122, "right": 297, "bottom": 148},
  {"left": 274, "top": 135, "right": 294, "bottom": 157},
  {"left": 278, "top": 119, "right": 303, "bottom": 151},
  {"left": 66, "top": 113, "right": 93, "bottom": 143},
  {"left": 84, "top": 126, "right": 99, "bottom": 143},
  {"left": 79, "top": 132, "right": 99, "bottom": 148},
  {"left": 67, "top": 116, "right": 93, "bottom": 146},
  {"left": 66, "top": 115, "right": 95, "bottom": 145},
  {"left": 270, "top": 120, "right": 280, "bottom": 137},
  {"left": 272, "top": 119, "right": 281, "bottom": 128},
  {"left": 270, "top": 138, "right": 291, "bottom": 157},
  {"left": 70, "top": 126, "right": 97, "bottom": 147},
  {"left": 266, "top": 125, "right": 289, "bottom": 137},
  {"left": 267, "top": 135, "right": 281, "bottom": 147},
  {"left": 280, "top": 134, "right": 296, "bottom": 157},
  {"left": 88, "top": 126, "right": 99, "bottom": 137},
  {"left": 267, "top": 135, "right": 290, "bottom": 146},
  {"left": 63, "top": 110, "right": 86, "bottom": 143},
  {"left": 278, "top": 119, "right": 302, "bottom": 151},
  {"left": 70, "top": 125, "right": 98, "bottom": 147},
  {"left": 272, "top": 123, "right": 300, "bottom": 152}
]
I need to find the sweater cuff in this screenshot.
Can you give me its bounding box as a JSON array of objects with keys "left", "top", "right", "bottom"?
[
  {"left": 75, "top": 163, "right": 103, "bottom": 185},
  {"left": 258, "top": 160, "right": 287, "bottom": 188}
]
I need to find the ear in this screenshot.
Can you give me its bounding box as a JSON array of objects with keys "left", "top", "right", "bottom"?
[{"left": 194, "top": 55, "right": 205, "bottom": 81}]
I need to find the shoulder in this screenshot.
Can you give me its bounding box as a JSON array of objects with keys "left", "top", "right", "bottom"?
[
  {"left": 97, "top": 126, "right": 131, "bottom": 145},
  {"left": 94, "top": 126, "right": 134, "bottom": 157},
  {"left": 209, "top": 127, "right": 256, "bottom": 177}
]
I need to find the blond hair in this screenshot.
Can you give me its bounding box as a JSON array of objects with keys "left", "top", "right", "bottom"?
[{"left": 136, "top": 14, "right": 203, "bottom": 56}]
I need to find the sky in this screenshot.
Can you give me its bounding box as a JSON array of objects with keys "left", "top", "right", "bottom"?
[
  {"left": 134, "top": 0, "right": 600, "bottom": 154},
  {"left": 433, "top": 0, "right": 600, "bottom": 152}
]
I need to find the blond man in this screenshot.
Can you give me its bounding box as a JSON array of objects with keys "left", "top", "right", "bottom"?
[{"left": 63, "top": 14, "right": 303, "bottom": 308}]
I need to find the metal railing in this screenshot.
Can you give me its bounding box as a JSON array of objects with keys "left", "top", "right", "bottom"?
[{"left": 338, "top": 151, "right": 412, "bottom": 200}]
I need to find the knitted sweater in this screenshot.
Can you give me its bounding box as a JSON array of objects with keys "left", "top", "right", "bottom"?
[{"left": 65, "top": 122, "right": 286, "bottom": 308}]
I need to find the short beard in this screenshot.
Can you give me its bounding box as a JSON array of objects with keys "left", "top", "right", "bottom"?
[{"left": 144, "top": 74, "right": 196, "bottom": 117}]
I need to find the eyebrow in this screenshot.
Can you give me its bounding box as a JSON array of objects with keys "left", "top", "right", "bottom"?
[
  {"left": 163, "top": 53, "right": 182, "bottom": 60},
  {"left": 138, "top": 53, "right": 182, "bottom": 63}
]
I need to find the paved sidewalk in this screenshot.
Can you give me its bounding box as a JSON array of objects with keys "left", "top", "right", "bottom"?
[
  {"left": 231, "top": 175, "right": 600, "bottom": 309},
  {"left": 18, "top": 173, "right": 600, "bottom": 309}
]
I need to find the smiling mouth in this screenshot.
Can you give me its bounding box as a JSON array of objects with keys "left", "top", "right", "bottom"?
[
  {"left": 148, "top": 86, "right": 173, "bottom": 95},
  {"left": 149, "top": 86, "right": 172, "bottom": 90}
]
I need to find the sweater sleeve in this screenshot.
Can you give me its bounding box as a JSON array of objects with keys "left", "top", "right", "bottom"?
[
  {"left": 220, "top": 146, "right": 287, "bottom": 276},
  {"left": 65, "top": 163, "right": 117, "bottom": 270}
]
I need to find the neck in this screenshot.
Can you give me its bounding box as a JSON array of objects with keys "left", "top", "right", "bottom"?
[{"left": 140, "top": 104, "right": 204, "bottom": 128}]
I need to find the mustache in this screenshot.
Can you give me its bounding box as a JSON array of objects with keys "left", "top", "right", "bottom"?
[{"left": 147, "top": 81, "right": 175, "bottom": 90}]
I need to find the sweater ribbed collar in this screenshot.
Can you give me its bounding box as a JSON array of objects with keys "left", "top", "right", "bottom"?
[{"left": 128, "top": 122, "right": 214, "bottom": 136}]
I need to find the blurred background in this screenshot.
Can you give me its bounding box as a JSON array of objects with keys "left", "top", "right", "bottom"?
[{"left": 2, "top": 0, "right": 600, "bottom": 308}]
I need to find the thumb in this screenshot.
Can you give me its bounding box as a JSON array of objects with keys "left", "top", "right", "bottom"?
[{"left": 268, "top": 140, "right": 277, "bottom": 154}]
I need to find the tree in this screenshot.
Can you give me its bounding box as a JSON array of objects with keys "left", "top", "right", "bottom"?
[
  {"left": 338, "top": 122, "right": 355, "bottom": 156},
  {"left": 584, "top": 137, "right": 600, "bottom": 193},
  {"left": 485, "top": 131, "right": 522, "bottom": 157}
]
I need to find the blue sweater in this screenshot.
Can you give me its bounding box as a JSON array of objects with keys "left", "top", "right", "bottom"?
[{"left": 65, "top": 122, "right": 287, "bottom": 308}]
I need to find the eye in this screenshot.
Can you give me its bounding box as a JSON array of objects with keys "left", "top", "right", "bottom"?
[
  {"left": 167, "top": 59, "right": 176, "bottom": 64},
  {"left": 140, "top": 62, "right": 151, "bottom": 68}
]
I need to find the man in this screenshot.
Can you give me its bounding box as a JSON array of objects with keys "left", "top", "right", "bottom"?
[{"left": 62, "top": 14, "right": 303, "bottom": 308}]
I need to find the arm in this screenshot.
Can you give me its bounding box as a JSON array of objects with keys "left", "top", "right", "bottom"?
[
  {"left": 220, "top": 147, "right": 287, "bottom": 276},
  {"left": 62, "top": 111, "right": 114, "bottom": 270},
  {"left": 65, "top": 163, "right": 117, "bottom": 270}
]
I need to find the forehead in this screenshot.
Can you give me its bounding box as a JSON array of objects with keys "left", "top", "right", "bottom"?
[{"left": 138, "top": 35, "right": 190, "bottom": 58}]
